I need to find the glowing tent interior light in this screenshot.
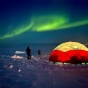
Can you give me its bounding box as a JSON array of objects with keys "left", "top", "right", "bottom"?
[{"left": 54, "top": 41, "right": 88, "bottom": 52}]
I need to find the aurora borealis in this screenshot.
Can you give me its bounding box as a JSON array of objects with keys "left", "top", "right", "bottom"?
[
  {"left": 0, "top": 21, "right": 33, "bottom": 39},
  {"left": 31, "top": 16, "right": 88, "bottom": 32},
  {"left": 0, "top": 0, "right": 88, "bottom": 45},
  {"left": 0, "top": 15, "right": 88, "bottom": 39}
]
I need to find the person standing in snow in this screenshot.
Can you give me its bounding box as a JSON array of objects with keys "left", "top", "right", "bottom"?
[{"left": 26, "top": 46, "right": 31, "bottom": 60}]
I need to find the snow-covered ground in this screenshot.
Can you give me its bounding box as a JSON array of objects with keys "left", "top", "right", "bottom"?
[{"left": 0, "top": 54, "right": 88, "bottom": 88}]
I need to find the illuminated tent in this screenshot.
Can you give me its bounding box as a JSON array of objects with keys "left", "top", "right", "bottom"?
[{"left": 49, "top": 42, "right": 88, "bottom": 64}]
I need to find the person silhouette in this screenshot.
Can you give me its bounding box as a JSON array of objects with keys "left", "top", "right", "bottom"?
[
  {"left": 26, "top": 46, "right": 31, "bottom": 60},
  {"left": 38, "top": 49, "right": 41, "bottom": 56}
]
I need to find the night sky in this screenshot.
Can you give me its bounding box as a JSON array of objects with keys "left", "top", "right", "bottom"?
[{"left": 0, "top": 0, "right": 88, "bottom": 46}]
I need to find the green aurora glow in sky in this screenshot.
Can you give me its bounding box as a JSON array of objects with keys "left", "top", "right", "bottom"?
[
  {"left": 0, "top": 0, "right": 88, "bottom": 45},
  {"left": 0, "top": 15, "right": 88, "bottom": 39}
]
